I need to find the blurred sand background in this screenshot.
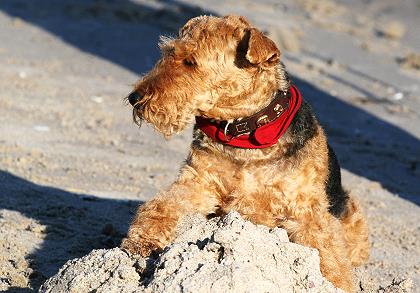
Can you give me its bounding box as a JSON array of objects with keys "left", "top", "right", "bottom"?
[{"left": 0, "top": 0, "right": 419, "bottom": 292}]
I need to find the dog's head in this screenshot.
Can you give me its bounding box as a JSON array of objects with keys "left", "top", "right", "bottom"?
[{"left": 128, "top": 15, "right": 287, "bottom": 137}]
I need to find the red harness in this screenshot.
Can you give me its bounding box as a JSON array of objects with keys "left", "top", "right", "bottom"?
[{"left": 195, "top": 85, "right": 302, "bottom": 149}]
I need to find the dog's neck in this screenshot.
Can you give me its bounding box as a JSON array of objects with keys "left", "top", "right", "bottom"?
[
  {"left": 202, "top": 64, "right": 290, "bottom": 121},
  {"left": 195, "top": 84, "right": 302, "bottom": 149},
  {"left": 236, "top": 64, "right": 291, "bottom": 118}
]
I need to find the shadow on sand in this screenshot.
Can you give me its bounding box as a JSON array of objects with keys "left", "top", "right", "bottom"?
[
  {"left": 0, "top": 0, "right": 214, "bottom": 74},
  {"left": 0, "top": 170, "right": 141, "bottom": 292},
  {"left": 0, "top": 0, "right": 419, "bottom": 290}
]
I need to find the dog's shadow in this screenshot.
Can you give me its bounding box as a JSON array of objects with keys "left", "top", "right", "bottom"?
[{"left": 0, "top": 170, "right": 141, "bottom": 292}]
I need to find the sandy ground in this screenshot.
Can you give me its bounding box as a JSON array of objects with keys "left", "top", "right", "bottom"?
[{"left": 0, "top": 0, "right": 419, "bottom": 292}]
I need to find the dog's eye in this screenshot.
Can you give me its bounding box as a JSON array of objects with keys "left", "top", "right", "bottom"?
[{"left": 183, "top": 58, "right": 196, "bottom": 67}]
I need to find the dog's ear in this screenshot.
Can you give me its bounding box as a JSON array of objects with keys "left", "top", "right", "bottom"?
[
  {"left": 173, "top": 40, "right": 197, "bottom": 59},
  {"left": 244, "top": 28, "right": 280, "bottom": 68}
]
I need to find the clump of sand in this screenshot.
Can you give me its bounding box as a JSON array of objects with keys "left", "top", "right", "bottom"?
[
  {"left": 398, "top": 53, "right": 420, "bottom": 71},
  {"left": 376, "top": 21, "right": 406, "bottom": 39},
  {"left": 297, "top": 0, "right": 346, "bottom": 16},
  {"left": 39, "top": 211, "right": 344, "bottom": 293}
]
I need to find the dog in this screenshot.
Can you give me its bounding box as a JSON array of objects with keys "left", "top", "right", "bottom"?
[{"left": 121, "top": 15, "right": 369, "bottom": 292}]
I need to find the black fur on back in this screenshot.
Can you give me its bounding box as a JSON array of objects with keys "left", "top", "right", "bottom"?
[
  {"left": 285, "top": 100, "right": 318, "bottom": 157},
  {"left": 325, "top": 144, "right": 349, "bottom": 218},
  {"left": 285, "top": 99, "right": 348, "bottom": 218}
]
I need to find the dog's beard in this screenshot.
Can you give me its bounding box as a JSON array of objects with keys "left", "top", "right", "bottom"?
[
  {"left": 132, "top": 103, "right": 144, "bottom": 127},
  {"left": 129, "top": 92, "right": 196, "bottom": 137}
]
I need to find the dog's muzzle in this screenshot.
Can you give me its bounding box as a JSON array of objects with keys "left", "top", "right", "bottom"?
[{"left": 128, "top": 91, "right": 144, "bottom": 106}]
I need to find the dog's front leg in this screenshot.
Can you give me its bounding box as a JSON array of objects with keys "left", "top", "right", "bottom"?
[
  {"left": 121, "top": 170, "right": 219, "bottom": 256},
  {"left": 283, "top": 211, "right": 354, "bottom": 292}
]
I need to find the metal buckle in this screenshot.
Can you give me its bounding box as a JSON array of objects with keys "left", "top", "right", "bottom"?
[{"left": 223, "top": 121, "right": 231, "bottom": 139}]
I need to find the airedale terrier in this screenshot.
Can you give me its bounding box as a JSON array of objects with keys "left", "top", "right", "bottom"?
[{"left": 121, "top": 15, "right": 369, "bottom": 292}]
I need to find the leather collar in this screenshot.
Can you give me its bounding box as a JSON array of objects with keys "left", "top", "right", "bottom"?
[{"left": 195, "top": 85, "right": 302, "bottom": 149}]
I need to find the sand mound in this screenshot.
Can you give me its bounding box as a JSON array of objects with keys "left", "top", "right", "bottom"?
[
  {"left": 398, "top": 53, "right": 420, "bottom": 71},
  {"left": 39, "top": 211, "right": 343, "bottom": 293}
]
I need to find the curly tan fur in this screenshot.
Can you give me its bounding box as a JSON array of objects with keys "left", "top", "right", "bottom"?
[{"left": 121, "top": 15, "right": 369, "bottom": 292}]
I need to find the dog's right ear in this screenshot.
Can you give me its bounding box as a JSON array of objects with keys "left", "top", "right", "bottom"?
[{"left": 241, "top": 28, "right": 280, "bottom": 68}]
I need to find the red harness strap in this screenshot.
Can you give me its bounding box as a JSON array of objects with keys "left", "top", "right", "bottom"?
[{"left": 195, "top": 85, "right": 302, "bottom": 149}]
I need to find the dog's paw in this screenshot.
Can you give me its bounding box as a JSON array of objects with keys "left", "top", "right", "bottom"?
[{"left": 120, "top": 237, "right": 160, "bottom": 257}]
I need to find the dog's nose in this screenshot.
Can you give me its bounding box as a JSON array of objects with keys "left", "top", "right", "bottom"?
[{"left": 128, "top": 91, "right": 143, "bottom": 106}]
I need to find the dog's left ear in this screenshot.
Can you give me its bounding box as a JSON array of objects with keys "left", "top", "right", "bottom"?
[{"left": 245, "top": 28, "right": 280, "bottom": 68}]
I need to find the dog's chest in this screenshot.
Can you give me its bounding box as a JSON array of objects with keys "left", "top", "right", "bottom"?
[
  {"left": 239, "top": 167, "right": 275, "bottom": 193},
  {"left": 224, "top": 162, "right": 291, "bottom": 196},
  {"left": 219, "top": 159, "right": 322, "bottom": 204}
]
